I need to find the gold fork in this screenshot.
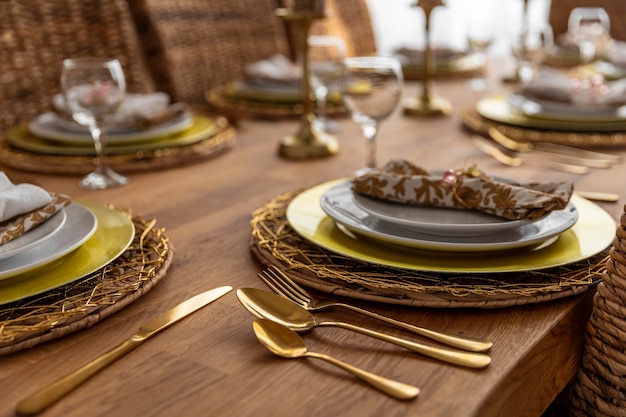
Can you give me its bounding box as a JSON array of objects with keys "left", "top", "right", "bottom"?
[{"left": 258, "top": 267, "right": 493, "bottom": 353}]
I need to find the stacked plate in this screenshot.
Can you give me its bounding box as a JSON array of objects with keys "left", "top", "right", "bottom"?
[
  {"left": 5, "top": 97, "right": 218, "bottom": 157},
  {"left": 394, "top": 47, "right": 484, "bottom": 79},
  {"left": 285, "top": 178, "right": 616, "bottom": 274},
  {"left": 0, "top": 200, "right": 135, "bottom": 304}
]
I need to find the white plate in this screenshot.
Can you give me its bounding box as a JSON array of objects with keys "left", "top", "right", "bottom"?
[
  {"left": 507, "top": 94, "right": 626, "bottom": 123},
  {"left": 0, "top": 209, "right": 67, "bottom": 262},
  {"left": 349, "top": 184, "right": 535, "bottom": 237},
  {"left": 28, "top": 111, "right": 194, "bottom": 145},
  {"left": 0, "top": 203, "right": 97, "bottom": 280},
  {"left": 320, "top": 181, "right": 579, "bottom": 252}
]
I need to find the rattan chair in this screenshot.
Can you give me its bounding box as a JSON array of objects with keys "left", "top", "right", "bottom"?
[
  {"left": 0, "top": 0, "right": 155, "bottom": 135},
  {"left": 127, "top": 0, "right": 291, "bottom": 106},
  {"left": 549, "top": 0, "right": 626, "bottom": 41}
]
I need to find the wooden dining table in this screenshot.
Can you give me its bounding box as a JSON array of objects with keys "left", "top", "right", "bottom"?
[{"left": 1, "top": 68, "right": 625, "bottom": 417}]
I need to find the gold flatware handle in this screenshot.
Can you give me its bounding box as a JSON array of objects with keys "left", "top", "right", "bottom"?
[
  {"left": 16, "top": 339, "right": 141, "bottom": 416},
  {"left": 336, "top": 303, "right": 492, "bottom": 352},
  {"left": 307, "top": 351, "right": 420, "bottom": 400},
  {"left": 324, "top": 321, "right": 491, "bottom": 369},
  {"left": 576, "top": 191, "right": 620, "bottom": 203}
]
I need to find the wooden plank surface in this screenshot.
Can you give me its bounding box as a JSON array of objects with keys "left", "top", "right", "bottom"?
[{"left": 1, "top": 77, "right": 623, "bottom": 417}]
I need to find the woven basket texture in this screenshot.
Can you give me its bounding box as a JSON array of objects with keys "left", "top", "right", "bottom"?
[
  {"left": 549, "top": 0, "right": 626, "bottom": 41},
  {"left": 0, "top": 0, "right": 155, "bottom": 135},
  {"left": 279, "top": 0, "right": 377, "bottom": 61},
  {"left": 571, "top": 204, "right": 626, "bottom": 417},
  {"left": 127, "top": 0, "right": 291, "bottom": 105}
]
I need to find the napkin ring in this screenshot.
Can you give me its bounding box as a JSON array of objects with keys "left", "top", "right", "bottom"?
[{"left": 442, "top": 165, "right": 486, "bottom": 208}]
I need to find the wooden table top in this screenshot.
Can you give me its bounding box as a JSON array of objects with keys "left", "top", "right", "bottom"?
[{"left": 1, "top": 76, "right": 624, "bottom": 417}]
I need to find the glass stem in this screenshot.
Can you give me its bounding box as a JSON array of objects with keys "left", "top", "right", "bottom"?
[
  {"left": 88, "top": 120, "right": 110, "bottom": 174},
  {"left": 316, "top": 87, "right": 328, "bottom": 120},
  {"left": 361, "top": 121, "right": 379, "bottom": 169}
]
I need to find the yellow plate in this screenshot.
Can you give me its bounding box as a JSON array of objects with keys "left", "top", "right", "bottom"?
[
  {"left": 221, "top": 83, "right": 342, "bottom": 105},
  {"left": 286, "top": 180, "right": 616, "bottom": 273},
  {"left": 476, "top": 95, "right": 626, "bottom": 132},
  {"left": 6, "top": 115, "right": 216, "bottom": 156},
  {"left": 0, "top": 200, "right": 135, "bottom": 304}
]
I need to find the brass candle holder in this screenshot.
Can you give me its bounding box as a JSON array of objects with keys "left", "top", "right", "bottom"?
[
  {"left": 404, "top": 0, "right": 452, "bottom": 117},
  {"left": 275, "top": 4, "right": 339, "bottom": 159}
]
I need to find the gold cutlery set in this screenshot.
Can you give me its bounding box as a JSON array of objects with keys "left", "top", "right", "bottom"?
[
  {"left": 237, "top": 267, "right": 494, "bottom": 400},
  {"left": 473, "top": 128, "right": 621, "bottom": 203}
]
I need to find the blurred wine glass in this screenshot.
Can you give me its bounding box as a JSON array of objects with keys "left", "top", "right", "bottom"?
[
  {"left": 466, "top": 15, "right": 494, "bottom": 92},
  {"left": 308, "top": 35, "right": 346, "bottom": 133},
  {"left": 61, "top": 58, "right": 127, "bottom": 189},
  {"left": 567, "top": 7, "right": 611, "bottom": 64},
  {"left": 512, "top": 22, "right": 554, "bottom": 84},
  {"left": 342, "top": 56, "right": 403, "bottom": 174}
]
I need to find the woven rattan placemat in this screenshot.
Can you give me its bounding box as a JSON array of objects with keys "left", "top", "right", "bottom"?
[
  {"left": 250, "top": 189, "right": 607, "bottom": 308},
  {"left": 0, "top": 117, "right": 235, "bottom": 175},
  {"left": 0, "top": 212, "right": 173, "bottom": 355},
  {"left": 462, "top": 109, "right": 626, "bottom": 148}
]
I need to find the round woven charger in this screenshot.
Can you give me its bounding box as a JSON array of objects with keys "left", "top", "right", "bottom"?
[
  {"left": 0, "top": 117, "right": 236, "bottom": 175},
  {"left": 249, "top": 189, "right": 607, "bottom": 309},
  {"left": 462, "top": 109, "right": 626, "bottom": 148},
  {"left": 0, "top": 212, "right": 173, "bottom": 355},
  {"left": 205, "top": 87, "right": 346, "bottom": 121}
]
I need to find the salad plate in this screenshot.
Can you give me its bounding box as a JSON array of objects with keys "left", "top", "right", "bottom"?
[
  {"left": 506, "top": 94, "right": 626, "bottom": 123},
  {"left": 0, "top": 209, "right": 67, "bottom": 262},
  {"left": 348, "top": 182, "right": 536, "bottom": 237}
]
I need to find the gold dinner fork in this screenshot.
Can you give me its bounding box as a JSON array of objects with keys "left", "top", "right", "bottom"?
[{"left": 258, "top": 267, "right": 493, "bottom": 353}]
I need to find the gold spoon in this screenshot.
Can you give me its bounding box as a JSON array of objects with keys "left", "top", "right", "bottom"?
[
  {"left": 237, "top": 288, "right": 491, "bottom": 369},
  {"left": 252, "top": 318, "right": 420, "bottom": 400}
]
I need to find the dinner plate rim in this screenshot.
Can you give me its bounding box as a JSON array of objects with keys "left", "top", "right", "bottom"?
[
  {"left": 320, "top": 180, "right": 579, "bottom": 252},
  {"left": 286, "top": 179, "right": 614, "bottom": 273},
  {"left": 506, "top": 94, "right": 626, "bottom": 123}
]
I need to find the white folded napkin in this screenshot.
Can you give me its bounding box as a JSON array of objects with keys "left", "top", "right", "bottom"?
[
  {"left": 393, "top": 46, "right": 467, "bottom": 65},
  {"left": 244, "top": 54, "right": 301, "bottom": 86},
  {"left": 53, "top": 92, "right": 172, "bottom": 129},
  {"left": 0, "top": 173, "right": 71, "bottom": 245},
  {"left": 0, "top": 173, "right": 52, "bottom": 222}
]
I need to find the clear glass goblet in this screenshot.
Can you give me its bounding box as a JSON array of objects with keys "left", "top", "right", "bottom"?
[
  {"left": 308, "top": 35, "right": 346, "bottom": 133},
  {"left": 567, "top": 7, "right": 611, "bottom": 64},
  {"left": 512, "top": 22, "right": 555, "bottom": 84},
  {"left": 466, "top": 14, "right": 494, "bottom": 92},
  {"left": 342, "top": 56, "right": 403, "bottom": 174},
  {"left": 61, "top": 58, "right": 128, "bottom": 190}
]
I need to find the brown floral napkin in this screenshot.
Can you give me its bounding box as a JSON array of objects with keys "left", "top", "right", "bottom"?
[
  {"left": 352, "top": 160, "right": 573, "bottom": 221},
  {"left": 0, "top": 173, "right": 71, "bottom": 245}
]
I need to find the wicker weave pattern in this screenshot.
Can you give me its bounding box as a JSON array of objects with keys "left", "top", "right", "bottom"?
[
  {"left": 127, "top": 0, "right": 291, "bottom": 105},
  {"left": 0, "top": 0, "right": 155, "bottom": 134},
  {"left": 549, "top": 0, "right": 626, "bottom": 41},
  {"left": 571, "top": 205, "right": 626, "bottom": 417}
]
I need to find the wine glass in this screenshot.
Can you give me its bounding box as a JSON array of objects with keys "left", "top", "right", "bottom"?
[
  {"left": 342, "top": 56, "right": 403, "bottom": 173},
  {"left": 308, "top": 35, "right": 346, "bottom": 133},
  {"left": 567, "top": 7, "right": 611, "bottom": 64},
  {"left": 466, "top": 15, "right": 494, "bottom": 92},
  {"left": 61, "top": 58, "right": 128, "bottom": 190},
  {"left": 512, "top": 22, "right": 554, "bottom": 84}
]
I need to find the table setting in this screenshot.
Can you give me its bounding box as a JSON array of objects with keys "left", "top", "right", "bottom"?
[
  {"left": 0, "top": 172, "right": 173, "bottom": 356},
  {"left": 0, "top": 58, "right": 235, "bottom": 179}
]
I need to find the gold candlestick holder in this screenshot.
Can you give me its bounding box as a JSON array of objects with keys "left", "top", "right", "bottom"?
[
  {"left": 404, "top": 0, "right": 452, "bottom": 117},
  {"left": 275, "top": 7, "right": 339, "bottom": 159}
]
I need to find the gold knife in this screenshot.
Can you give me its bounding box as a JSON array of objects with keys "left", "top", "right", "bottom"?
[{"left": 16, "top": 285, "right": 232, "bottom": 416}]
